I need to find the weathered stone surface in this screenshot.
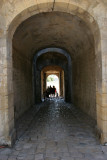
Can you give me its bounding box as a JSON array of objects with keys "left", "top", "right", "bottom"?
[
  {"left": 0, "top": 99, "right": 106, "bottom": 160},
  {"left": 12, "top": 12, "right": 96, "bottom": 118},
  {"left": 0, "top": 0, "right": 107, "bottom": 146}
]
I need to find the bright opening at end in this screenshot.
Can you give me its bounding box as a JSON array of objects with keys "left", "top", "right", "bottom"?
[{"left": 46, "top": 74, "right": 59, "bottom": 96}]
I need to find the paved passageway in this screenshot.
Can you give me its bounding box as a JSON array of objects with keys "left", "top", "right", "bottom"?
[{"left": 0, "top": 99, "right": 107, "bottom": 160}]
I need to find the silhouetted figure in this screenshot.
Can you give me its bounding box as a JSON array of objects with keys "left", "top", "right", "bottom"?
[
  {"left": 45, "top": 85, "right": 58, "bottom": 99},
  {"left": 52, "top": 86, "right": 55, "bottom": 97},
  {"left": 49, "top": 85, "right": 52, "bottom": 97}
]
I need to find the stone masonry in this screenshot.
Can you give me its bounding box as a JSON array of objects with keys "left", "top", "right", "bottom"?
[{"left": 0, "top": 0, "right": 107, "bottom": 146}]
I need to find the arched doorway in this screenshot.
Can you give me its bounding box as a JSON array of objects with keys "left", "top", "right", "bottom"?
[
  {"left": 0, "top": 1, "right": 106, "bottom": 146},
  {"left": 41, "top": 65, "right": 65, "bottom": 100},
  {"left": 11, "top": 12, "right": 98, "bottom": 144},
  {"left": 33, "top": 48, "right": 71, "bottom": 103}
]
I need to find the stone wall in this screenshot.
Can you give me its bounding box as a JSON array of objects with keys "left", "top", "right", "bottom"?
[
  {"left": 0, "top": 0, "right": 107, "bottom": 145},
  {"left": 73, "top": 49, "right": 96, "bottom": 119},
  {"left": 13, "top": 49, "right": 33, "bottom": 120}
]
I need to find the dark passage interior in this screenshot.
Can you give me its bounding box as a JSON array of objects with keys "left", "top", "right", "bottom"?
[
  {"left": 12, "top": 12, "right": 96, "bottom": 124},
  {"left": 34, "top": 49, "right": 71, "bottom": 103}
]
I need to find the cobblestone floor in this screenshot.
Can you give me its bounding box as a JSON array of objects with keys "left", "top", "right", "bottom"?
[{"left": 0, "top": 98, "right": 107, "bottom": 160}]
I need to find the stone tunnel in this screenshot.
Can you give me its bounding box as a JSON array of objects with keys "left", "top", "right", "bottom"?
[
  {"left": 12, "top": 12, "right": 96, "bottom": 121},
  {"left": 0, "top": 0, "right": 107, "bottom": 147}
]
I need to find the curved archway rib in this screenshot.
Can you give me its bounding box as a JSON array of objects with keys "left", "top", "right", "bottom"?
[{"left": 33, "top": 48, "right": 72, "bottom": 103}]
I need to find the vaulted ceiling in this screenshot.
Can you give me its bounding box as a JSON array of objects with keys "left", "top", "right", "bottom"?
[{"left": 13, "top": 12, "right": 94, "bottom": 61}]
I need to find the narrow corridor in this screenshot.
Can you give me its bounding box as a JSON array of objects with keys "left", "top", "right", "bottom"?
[{"left": 0, "top": 99, "right": 107, "bottom": 160}]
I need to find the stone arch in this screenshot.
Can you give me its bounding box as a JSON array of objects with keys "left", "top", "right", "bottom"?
[
  {"left": 34, "top": 49, "right": 70, "bottom": 103},
  {"left": 0, "top": 0, "right": 105, "bottom": 146},
  {"left": 7, "top": 1, "right": 101, "bottom": 49}
]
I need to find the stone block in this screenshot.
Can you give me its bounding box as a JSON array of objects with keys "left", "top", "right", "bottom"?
[
  {"left": 96, "top": 104, "right": 101, "bottom": 119},
  {"left": 101, "top": 120, "right": 107, "bottom": 133},
  {"left": 0, "top": 109, "right": 5, "bottom": 137},
  {"left": 101, "top": 27, "right": 107, "bottom": 40},
  {"left": 101, "top": 132, "right": 107, "bottom": 144},
  {"left": 102, "top": 93, "right": 107, "bottom": 107},
  {"left": 0, "top": 95, "right": 9, "bottom": 109},
  {"left": 96, "top": 92, "right": 107, "bottom": 108},
  {"left": 35, "top": 153, "right": 43, "bottom": 160},
  {"left": 0, "top": 155, "right": 8, "bottom": 160},
  {"left": 8, "top": 155, "right": 17, "bottom": 160},
  {"left": 54, "top": 1, "right": 70, "bottom": 12},
  {"left": 36, "top": 0, "right": 53, "bottom": 12},
  {"left": 5, "top": 107, "right": 14, "bottom": 122},
  {"left": 68, "top": 3, "right": 78, "bottom": 15},
  {"left": 96, "top": 80, "right": 102, "bottom": 93},
  {"left": 36, "top": 0, "right": 53, "bottom": 3},
  {"left": 97, "top": 116, "right": 102, "bottom": 130},
  {"left": 96, "top": 92, "right": 102, "bottom": 107},
  {"left": 101, "top": 39, "right": 107, "bottom": 53},
  {"left": 28, "top": 5, "right": 39, "bottom": 14},
  {"left": 101, "top": 107, "right": 107, "bottom": 121}
]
